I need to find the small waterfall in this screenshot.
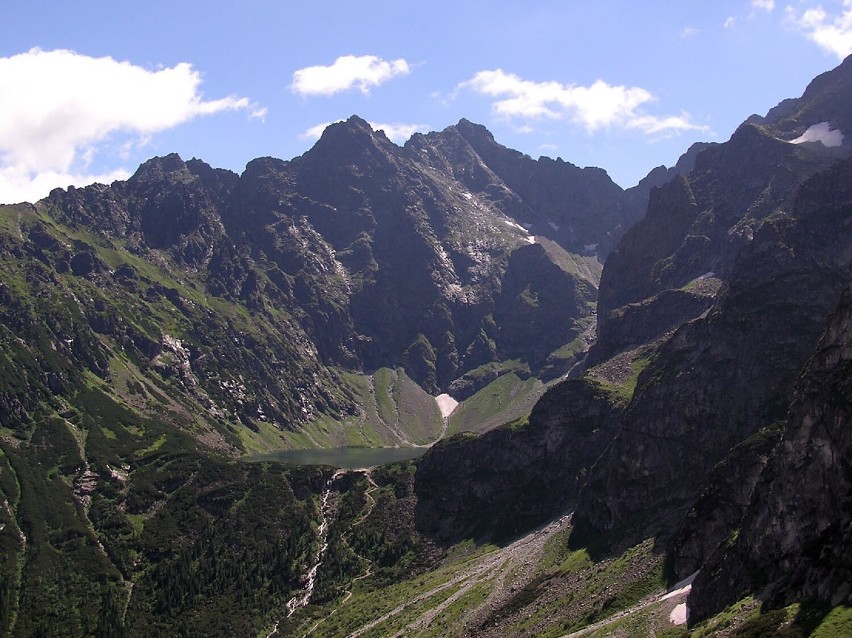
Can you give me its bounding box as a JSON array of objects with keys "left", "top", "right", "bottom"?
[
  {"left": 266, "top": 472, "right": 340, "bottom": 638},
  {"left": 286, "top": 471, "right": 342, "bottom": 616}
]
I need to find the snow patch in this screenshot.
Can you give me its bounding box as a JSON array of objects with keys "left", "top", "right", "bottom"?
[
  {"left": 697, "top": 271, "right": 715, "bottom": 280},
  {"left": 504, "top": 219, "right": 530, "bottom": 234},
  {"left": 527, "top": 235, "right": 536, "bottom": 244},
  {"left": 548, "top": 221, "right": 560, "bottom": 232},
  {"left": 669, "top": 603, "right": 688, "bottom": 625},
  {"left": 584, "top": 243, "right": 598, "bottom": 253},
  {"left": 663, "top": 571, "right": 697, "bottom": 626},
  {"left": 662, "top": 570, "right": 699, "bottom": 601},
  {"left": 435, "top": 394, "right": 459, "bottom": 418},
  {"left": 791, "top": 122, "right": 844, "bottom": 147},
  {"left": 462, "top": 192, "right": 473, "bottom": 200}
]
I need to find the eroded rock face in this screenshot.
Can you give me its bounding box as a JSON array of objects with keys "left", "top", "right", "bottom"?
[
  {"left": 689, "top": 283, "right": 852, "bottom": 621},
  {"left": 572, "top": 157, "right": 852, "bottom": 544},
  {"left": 566, "top": 53, "right": 852, "bottom": 548},
  {"left": 669, "top": 421, "right": 783, "bottom": 580},
  {"left": 598, "top": 123, "right": 838, "bottom": 326},
  {"left": 585, "top": 283, "right": 720, "bottom": 368},
  {"left": 17, "top": 116, "right": 631, "bottom": 435},
  {"left": 419, "top": 118, "right": 636, "bottom": 257}
]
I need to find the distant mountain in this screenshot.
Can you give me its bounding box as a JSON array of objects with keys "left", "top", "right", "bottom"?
[{"left": 1, "top": 116, "right": 648, "bottom": 456}]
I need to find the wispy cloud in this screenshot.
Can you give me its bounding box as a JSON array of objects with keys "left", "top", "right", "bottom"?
[
  {"left": 681, "top": 26, "right": 700, "bottom": 38},
  {"left": 300, "top": 121, "right": 340, "bottom": 140},
  {"left": 0, "top": 48, "right": 263, "bottom": 204},
  {"left": 291, "top": 55, "right": 410, "bottom": 97},
  {"left": 369, "top": 122, "right": 429, "bottom": 143},
  {"left": 458, "top": 69, "right": 708, "bottom": 136},
  {"left": 300, "top": 120, "right": 428, "bottom": 144},
  {"left": 725, "top": 1, "right": 775, "bottom": 29},
  {"left": 787, "top": 0, "right": 852, "bottom": 59}
]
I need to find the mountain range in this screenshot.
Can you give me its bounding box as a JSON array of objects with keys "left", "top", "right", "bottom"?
[{"left": 0, "top": 54, "right": 850, "bottom": 637}]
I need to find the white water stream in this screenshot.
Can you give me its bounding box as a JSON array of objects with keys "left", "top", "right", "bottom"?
[
  {"left": 285, "top": 478, "right": 336, "bottom": 616},
  {"left": 267, "top": 471, "right": 342, "bottom": 637}
]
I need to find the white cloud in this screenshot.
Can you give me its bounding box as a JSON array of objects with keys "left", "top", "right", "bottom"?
[
  {"left": 681, "top": 26, "right": 700, "bottom": 37},
  {"left": 459, "top": 69, "right": 707, "bottom": 136},
  {"left": 300, "top": 121, "right": 340, "bottom": 140},
  {"left": 249, "top": 107, "right": 269, "bottom": 121},
  {"left": 291, "top": 55, "right": 410, "bottom": 97},
  {"left": 0, "top": 166, "right": 132, "bottom": 206},
  {"left": 752, "top": 0, "right": 775, "bottom": 11},
  {"left": 787, "top": 0, "right": 852, "bottom": 59},
  {"left": 368, "top": 122, "right": 429, "bottom": 143},
  {"left": 0, "top": 48, "right": 263, "bottom": 204},
  {"left": 725, "top": 16, "right": 737, "bottom": 28}
]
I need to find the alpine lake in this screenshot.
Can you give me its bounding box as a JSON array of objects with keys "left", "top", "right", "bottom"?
[{"left": 243, "top": 446, "right": 429, "bottom": 468}]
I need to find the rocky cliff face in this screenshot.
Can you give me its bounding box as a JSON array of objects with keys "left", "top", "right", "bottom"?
[
  {"left": 414, "top": 377, "right": 620, "bottom": 543},
  {"left": 412, "top": 118, "right": 637, "bottom": 257},
  {"left": 572, "top": 155, "right": 852, "bottom": 546},
  {"left": 688, "top": 282, "right": 852, "bottom": 621},
  {"left": 566, "top": 54, "right": 852, "bottom": 550},
  {"left": 669, "top": 421, "right": 783, "bottom": 580}
]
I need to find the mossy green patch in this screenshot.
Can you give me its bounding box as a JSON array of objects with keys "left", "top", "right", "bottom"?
[
  {"left": 810, "top": 605, "right": 852, "bottom": 637},
  {"left": 448, "top": 372, "right": 544, "bottom": 435}
]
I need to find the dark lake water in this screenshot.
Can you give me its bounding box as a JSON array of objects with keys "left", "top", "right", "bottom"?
[{"left": 243, "top": 446, "right": 429, "bottom": 468}]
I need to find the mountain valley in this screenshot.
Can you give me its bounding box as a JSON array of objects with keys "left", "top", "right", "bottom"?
[{"left": 1, "top": 55, "right": 851, "bottom": 638}]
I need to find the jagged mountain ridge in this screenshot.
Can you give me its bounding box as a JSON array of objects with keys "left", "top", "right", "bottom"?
[
  {"left": 0, "top": 117, "right": 653, "bottom": 637},
  {"left": 1, "top": 112, "right": 674, "bottom": 466},
  {"left": 571, "top": 56, "right": 852, "bottom": 546},
  {"left": 413, "top": 53, "right": 852, "bottom": 632}
]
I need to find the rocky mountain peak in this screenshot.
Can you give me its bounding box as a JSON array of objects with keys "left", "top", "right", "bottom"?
[
  {"left": 128, "top": 152, "right": 192, "bottom": 184},
  {"left": 453, "top": 117, "right": 499, "bottom": 147},
  {"left": 307, "top": 115, "right": 396, "bottom": 160},
  {"left": 767, "top": 53, "right": 852, "bottom": 142},
  {"left": 294, "top": 116, "right": 404, "bottom": 195}
]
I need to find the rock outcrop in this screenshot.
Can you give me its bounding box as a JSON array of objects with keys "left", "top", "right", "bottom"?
[
  {"left": 414, "top": 377, "right": 620, "bottom": 543},
  {"left": 689, "top": 282, "right": 852, "bottom": 620},
  {"left": 572, "top": 155, "right": 852, "bottom": 546},
  {"left": 568, "top": 52, "right": 852, "bottom": 549}
]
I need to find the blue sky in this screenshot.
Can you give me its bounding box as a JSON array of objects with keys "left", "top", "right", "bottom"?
[{"left": 2, "top": 1, "right": 851, "bottom": 203}]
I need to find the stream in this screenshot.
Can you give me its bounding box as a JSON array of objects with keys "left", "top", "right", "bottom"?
[
  {"left": 267, "top": 471, "right": 343, "bottom": 637},
  {"left": 285, "top": 472, "right": 339, "bottom": 616}
]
